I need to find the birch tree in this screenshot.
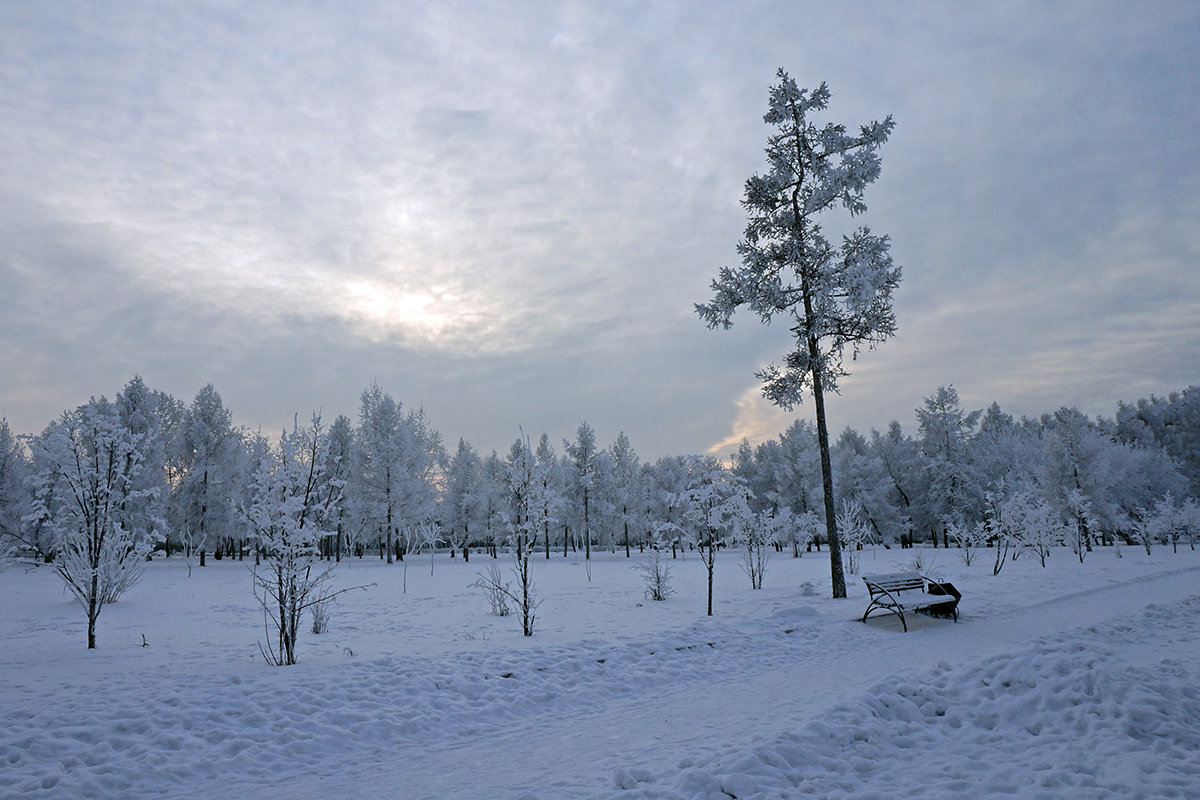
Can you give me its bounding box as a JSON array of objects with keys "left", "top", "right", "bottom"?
[{"left": 697, "top": 69, "right": 899, "bottom": 598}]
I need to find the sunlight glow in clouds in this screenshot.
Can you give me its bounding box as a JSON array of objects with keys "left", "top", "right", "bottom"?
[
  {"left": 337, "top": 279, "right": 511, "bottom": 352},
  {"left": 0, "top": 1, "right": 1197, "bottom": 458},
  {"left": 344, "top": 282, "right": 443, "bottom": 341}
]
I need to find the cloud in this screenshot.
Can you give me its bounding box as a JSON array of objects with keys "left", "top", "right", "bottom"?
[
  {"left": 705, "top": 385, "right": 799, "bottom": 458},
  {"left": 1, "top": 0, "right": 1197, "bottom": 460}
]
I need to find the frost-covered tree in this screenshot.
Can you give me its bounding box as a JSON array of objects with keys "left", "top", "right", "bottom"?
[
  {"left": 609, "top": 431, "right": 642, "bottom": 557},
  {"left": 244, "top": 414, "right": 364, "bottom": 665},
  {"left": 475, "top": 433, "right": 545, "bottom": 636},
  {"left": 480, "top": 451, "right": 508, "bottom": 557},
  {"left": 0, "top": 419, "right": 33, "bottom": 562},
  {"left": 645, "top": 455, "right": 693, "bottom": 558},
  {"left": 1039, "top": 408, "right": 1184, "bottom": 553},
  {"left": 731, "top": 439, "right": 775, "bottom": 516},
  {"left": 1006, "top": 483, "right": 1067, "bottom": 568},
  {"left": 589, "top": 449, "right": 619, "bottom": 555},
  {"left": 972, "top": 403, "right": 1040, "bottom": 492},
  {"left": 563, "top": 421, "right": 598, "bottom": 561},
  {"left": 981, "top": 480, "right": 1064, "bottom": 570},
  {"left": 443, "top": 438, "right": 483, "bottom": 561},
  {"left": 835, "top": 498, "right": 873, "bottom": 575},
  {"left": 506, "top": 433, "right": 547, "bottom": 634},
  {"left": 773, "top": 421, "right": 823, "bottom": 523},
  {"left": 1040, "top": 408, "right": 1112, "bottom": 556},
  {"left": 697, "top": 70, "right": 899, "bottom": 598},
  {"left": 27, "top": 399, "right": 159, "bottom": 648},
  {"left": 1105, "top": 443, "right": 1187, "bottom": 549},
  {"left": 1111, "top": 387, "right": 1200, "bottom": 496},
  {"left": 736, "top": 508, "right": 787, "bottom": 589},
  {"left": 944, "top": 515, "right": 988, "bottom": 566},
  {"left": 833, "top": 427, "right": 898, "bottom": 546},
  {"left": 917, "top": 386, "right": 983, "bottom": 545},
  {"left": 175, "top": 384, "right": 241, "bottom": 567},
  {"left": 356, "top": 384, "right": 405, "bottom": 561},
  {"left": 321, "top": 414, "right": 355, "bottom": 561},
  {"left": 114, "top": 376, "right": 173, "bottom": 553},
  {"left": 1147, "top": 495, "right": 1200, "bottom": 553},
  {"left": 681, "top": 456, "right": 752, "bottom": 615},
  {"left": 1141, "top": 493, "right": 1181, "bottom": 554},
  {"left": 395, "top": 405, "right": 445, "bottom": 530},
  {"left": 533, "top": 433, "right": 565, "bottom": 559},
  {"left": 870, "top": 421, "right": 925, "bottom": 548}
]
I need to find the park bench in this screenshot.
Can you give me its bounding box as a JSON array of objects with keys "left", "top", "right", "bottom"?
[{"left": 861, "top": 572, "right": 960, "bottom": 632}]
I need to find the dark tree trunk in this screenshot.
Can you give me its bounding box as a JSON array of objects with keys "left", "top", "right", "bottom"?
[
  {"left": 705, "top": 543, "right": 715, "bottom": 616},
  {"left": 583, "top": 488, "right": 591, "bottom": 560},
  {"left": 810, "top": 357, "right": 846, "bottom": 598},
  {"left": 87, "top": 572, "right": 99, "bottom": 649}
]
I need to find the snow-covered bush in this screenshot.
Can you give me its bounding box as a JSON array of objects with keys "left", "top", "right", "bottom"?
[
  {"left": 945, "top": 514, "right": 987, "bottom": 566},
  {"left": 636, "top": 548, "right": 675, "bottom": 601},
  {"left": 736, "top": 509, "right": 787, "bottom": 589},
  {"left": 836, "top": 499, "right": 872, "bottom": 575},
  {"left": 310, "top": 596, "right": 332, "bottom": 635},
  {"left": 1143, "top": 493, "right": 1200, "bottom": 554},
  {"left": 473, "top": 563, "right": 512, "bottom": 617}
]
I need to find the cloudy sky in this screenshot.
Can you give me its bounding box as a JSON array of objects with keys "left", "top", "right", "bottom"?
[{"left": 2, "top": 1, "right": 1197, "bottom": 458}]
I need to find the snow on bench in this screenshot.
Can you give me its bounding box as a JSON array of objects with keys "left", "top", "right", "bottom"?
[{"left": 861, "top": 572, "right": 959, "bottom": 632}]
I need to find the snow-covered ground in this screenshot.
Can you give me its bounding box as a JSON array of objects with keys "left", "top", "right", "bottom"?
[{"left": 2, "top": 545, "right": 1198, "bottom": 799}]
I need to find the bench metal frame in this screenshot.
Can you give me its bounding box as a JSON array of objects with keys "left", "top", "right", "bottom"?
[{"left": 861, "top": 571, "right": 958, "bottom": 632}]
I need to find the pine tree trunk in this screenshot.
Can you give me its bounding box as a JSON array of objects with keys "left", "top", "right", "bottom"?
[{"left": 810, "top": 357, "right": 846, "bottom": 598}]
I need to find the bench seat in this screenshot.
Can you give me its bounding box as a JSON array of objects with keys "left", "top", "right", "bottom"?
[{"left": 861, "top": 572, "right": 959, "bottom": 632}]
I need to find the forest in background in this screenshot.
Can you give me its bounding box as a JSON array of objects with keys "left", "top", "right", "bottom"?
[{"left": 2, "top": 377, "right": 1197, "bottom": 569}]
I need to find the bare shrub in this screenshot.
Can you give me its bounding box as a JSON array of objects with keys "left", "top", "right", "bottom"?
[
  {"left": 473, "top": 563, "right": 512, "bottom": 617},
  {"left": 636, "top": 549, "right": 675, "bottom": 601},
  {"left": 310, "top": 596, "right": 332, "bottom": 634}
]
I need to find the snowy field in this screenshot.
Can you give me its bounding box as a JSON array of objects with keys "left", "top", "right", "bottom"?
[{"left": 2, "top": 545, "right": 1199, "bottom": 799}]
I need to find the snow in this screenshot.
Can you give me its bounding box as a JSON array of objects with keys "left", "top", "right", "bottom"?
[{"left": 2, "top": 546, "right": 1199, "bottom": 799}]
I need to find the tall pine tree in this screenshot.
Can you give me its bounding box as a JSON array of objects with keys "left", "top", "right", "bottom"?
[{"left": 698, "top": 70, "right": 900, "bottom": 597}]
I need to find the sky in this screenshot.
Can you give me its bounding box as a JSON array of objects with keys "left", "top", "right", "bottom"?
[{"left": 2, "top": 0, "right": 1198, "bottom": 460}]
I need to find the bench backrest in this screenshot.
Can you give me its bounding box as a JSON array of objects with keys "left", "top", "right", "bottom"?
[{"left": 862, "top": 572, "right": 925, "bottom": 593}]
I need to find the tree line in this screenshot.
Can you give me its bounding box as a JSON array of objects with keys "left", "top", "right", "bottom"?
[
  {"left": 1, "top": 377, "right": 1197, "bottom": 570},
  {"left": 1, "top": 377, "right": 1198, "bottom": 652}
]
